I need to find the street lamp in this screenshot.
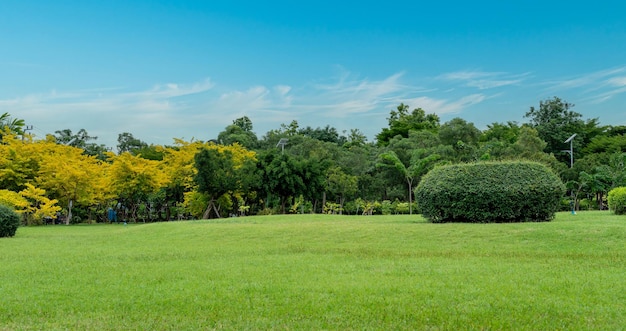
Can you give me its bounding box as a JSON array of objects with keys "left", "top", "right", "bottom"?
[
  {"left": 276, "top": 138, "right": 288, "bottom": 154},
  {"left": 563, "top": 133, "right": 577, "bottom": 168},
  {"left": 563, "top": 133, "right": 577, "bottom": 215}
]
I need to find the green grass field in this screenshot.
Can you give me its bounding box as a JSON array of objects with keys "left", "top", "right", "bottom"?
[{"left": 1, "top": 211, "right": 625, "bottom": 330}]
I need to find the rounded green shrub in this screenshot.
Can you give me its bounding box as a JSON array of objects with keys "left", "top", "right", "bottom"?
[
  {"left": 415, "top": 161, "right": 565, "bottom": 223},
  {"left": 608, "top": 187, "right": 626, "bottom": 215},
  {"left": 0, "top": 204, "right": 21, "bottom": 238}
]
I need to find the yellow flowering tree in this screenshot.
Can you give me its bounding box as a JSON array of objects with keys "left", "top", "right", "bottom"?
[
  {"left": 19, "top": 184, "right": 61, "bottom": 225},
  {"left": 35, "top": 140, "right": 110, "bottom": 224},
  {"left": 0, "top": 134, "right": 42, "bottom": 192},
  {"left": 0, "top": 189, "right": 29, "bottom": 212},
  {"left": 107, "top": 152, "right": 169, "bottom": 222}
]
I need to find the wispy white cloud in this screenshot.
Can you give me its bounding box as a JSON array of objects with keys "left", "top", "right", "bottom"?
[
  {"left": 210, "top": 85, "right": 295, "bottom": 128},
  {"left": 607, "top": 76, "right": 626, "bottom": 87},
  {"left": 545, "top": 67, "right": 626, "bottom": 103},
  {"left": 546, "top": 67, "right": 626, "bottom": 90},
  {"left": 0, "top": 72, "right": 494, "bottom": 146},
  {"left": 129, "top": 79, "right": 215, "bottom": 99},
  {"left": 305, "top": 72, "right": 436, "bottom": 117},
  {"left": 404, "top": 94, "right": 486, "bottom": 115},
  {"left": 438, "top": 70, "right": 526, "bottom": 90},
  {"left": 0, "top": 79, "right": 217, "bottom": 146},
  {"left": 587, "top": 86, "right": 626, "bottom": 104}
]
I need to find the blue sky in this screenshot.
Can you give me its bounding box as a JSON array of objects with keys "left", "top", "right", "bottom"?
[{"left": 1, "top": 1, "right": 625, "bottom": 148}]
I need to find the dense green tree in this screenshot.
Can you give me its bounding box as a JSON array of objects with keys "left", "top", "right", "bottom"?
[
  {"left": 298, "top": 156, "right": 329, "bottom": 212},
  {"left": 54, "top": 129, "right": 97, "bottom": 148},
  {"left": 256, "top": 149, "right": 307, "bottom": 213},
  {"left": 52, "top": 129, "right": 113, "bottom": 160},
  {"left": 298, "top": 125, "right": 347, "bottom": 145},
  {"left": 585, "top": 136, "right": 626, "bottom": 154},
  {"left": 132, "top": 144, "right": 165, "bottom": 161},
  {"left": 117, "top": 132, "right": 148, "bottom": 154},
  {"left": 194, "top": 148, "right": 239, "bottom": 218},
  {"left": 524, "top": 97, "right": 600, "bottom": 164},
  {"left": 218, "top": 116, "right": 258, "bottom": 149},
  {"left": 218, "top": 124, "right": 258, "bottom": 149},
  {"left": 480, "top": 121, "right": 520, "bottom": 144},
  {"left": 377, "top": 149, "right": 442, "bottom": 215},
  {"left": 343, "top": 129, "right": 368, "bottom": 148},
  {"left": 326, "top": 166, "right": 358, "bottom": 214},
  {"left": 257, "top": 120, "right": 300, "bottom": 150},
  {"left": 583, "top": 125, "right": 626, "bottom": 155},
  {"left": 233, "top": 116, "right": 254, "bottom": 132},
  {"left": 439, "top": 117, "right": 481, "bottom": 146},
  {"left": 376, "top": 103, "right": 440, "bottom": 146},
  {"left": 438, "top": 117, "right": 481, "bottom": 162}
]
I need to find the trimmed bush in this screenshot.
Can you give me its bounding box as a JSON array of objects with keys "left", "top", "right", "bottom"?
[
  {"left": 0, "top": 204, "right": 20, "bottom": 238},
  {"left": 415, "top": 161, "right": 565, "bottom": 223},
  {"left": 608, "top": 187, "right": 626, "bottom": 215}
]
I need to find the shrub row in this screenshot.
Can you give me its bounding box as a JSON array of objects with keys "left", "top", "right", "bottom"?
[{"left": 415, "top": 161, "right": 565, "bottom": 223}]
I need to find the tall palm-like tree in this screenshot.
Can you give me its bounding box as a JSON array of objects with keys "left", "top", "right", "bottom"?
[{"left": 0, "top": 112, "right": 25, "bottom": 136}]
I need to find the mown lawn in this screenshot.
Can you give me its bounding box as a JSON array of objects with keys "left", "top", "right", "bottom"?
[{"left": 1, "top": 211, "right": 624, "bottom": 330}]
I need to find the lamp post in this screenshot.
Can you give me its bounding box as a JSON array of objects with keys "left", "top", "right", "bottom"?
[
  {"left": 276, "top": 138, "right": 288, "bottom": 154},
  {"left": 563, "top": 133, "right": 577, "bottom": 168},
  {"left": 563, "top": 133, "right": 577, "bottom": 215}
]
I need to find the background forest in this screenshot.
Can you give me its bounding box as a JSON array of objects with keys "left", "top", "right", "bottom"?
[{"left": 1, "top": 96, "right": 625, "bottom": 224}]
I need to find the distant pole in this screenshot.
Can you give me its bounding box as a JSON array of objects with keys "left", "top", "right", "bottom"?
[
  {"left": 276, "top": 138, "right": 288, "bottom": 154},
  {"left": 569, "top": 139, "right": 574, "bottom": 168},
  {"left": 22, "top": 125, "right": 33, "bottom": 141},
  {"left": 564, "top": 133, "right": 577, "bottom": 168},
  {"left": 564, "top": 133, "right": 577, "bottom": 215}
]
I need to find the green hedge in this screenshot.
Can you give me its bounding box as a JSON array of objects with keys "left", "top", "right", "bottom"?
[
  {"left": 608, "top": 187, "right": 626, "bottom": 215},
  {"left": 415, "top": 161, "right": 565, "bottom": 223},
  {"left": 0, "top": 204, "right": 20, "bottom": 238}
]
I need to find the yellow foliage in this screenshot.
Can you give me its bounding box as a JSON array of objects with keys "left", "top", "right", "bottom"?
[
  {"left": 0, "top": 134, "right": 45, "bottom": 190},
  {"left": 0, "top": 135, "right": 257, "bottom": 221},
  {"left": 36, "top": 140, "right": 111, "bottom": 208},
  {"left": 160, "top": 139, "right": 256, "bottom": 192},
  {"left": 107, "top": 152, "right": 169, "bottom": 200},
  {"left": 159, "top": 140, "right": 206, "bottom": 191},
  {"left": 19, "top": 183, "right": 61, "bottom": 220},
  {"left": 0, "top": 189, "right": 29, "bottom": 212},
  {"left": 182, "top": 191, "right": 208, "bottom": 219},
  {"left": 209, "top": 142, "right": 256, "bottom": 168}
]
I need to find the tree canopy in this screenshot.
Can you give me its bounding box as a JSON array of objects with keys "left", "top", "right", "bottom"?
[{"left": 0, "top": 97, "right": 623, "bottom": 223}]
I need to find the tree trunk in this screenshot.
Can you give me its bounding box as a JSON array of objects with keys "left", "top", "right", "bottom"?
[
  {"left": 202, "top": 199, "right": 222, "bottom": 219},
  {"left": 339, "top": 194, "right": 345, "bottom": 215},
  {"left": 597, "top": 192, "right": 604, "bottom": 210},
  {"left": 406, "top": 178, "right": 414, "bottom": 215},
  {"left": 66, "top": 200, "right": 73, "bottom": 225},
  {"left": 202, "top": 201, "right": 212, "bottom": 219},
  {"left": 213, "top": 202, "right": 221, "bottom": 218}
]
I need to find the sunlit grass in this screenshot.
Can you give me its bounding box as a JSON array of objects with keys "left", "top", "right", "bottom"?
[{"left": 1, "top": 211, "right": 624, "bottom": 330}]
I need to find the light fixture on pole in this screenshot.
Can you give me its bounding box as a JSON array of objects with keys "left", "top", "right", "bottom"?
[
  {"left": 563, "top": 133, "right": 577, "bottom": 215},
  {"left": 276, "top": 138, "right": 288, "bottom": 154},
  {"left": 563, "top": 133, "right": 577, "bottom": 168}
]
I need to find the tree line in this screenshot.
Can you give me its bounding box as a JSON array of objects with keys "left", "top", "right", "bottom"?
[{"left": 0, "top": 96, "right": 624, "bottom": 223}]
